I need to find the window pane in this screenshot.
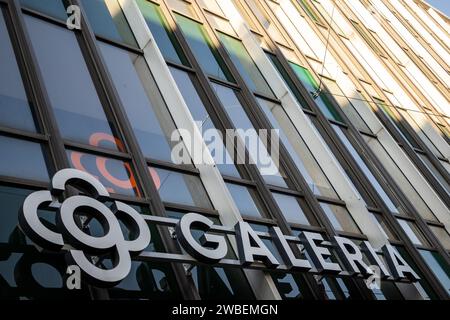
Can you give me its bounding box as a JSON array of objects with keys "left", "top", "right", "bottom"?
[
  {"left": 320, "top": 203, "right": 361, "bottom": 234},
  {"left": 67, "top": 149, "right": 141, "bottom": 197},
  {"left": 150, "top": 167, "right": 213, "bottom": 209},
  {"left": 289, "top": 62, "right": 343, "bottom": 121},
  {"left": 80, "top": 0, "right": 137, "bottom": 47},
  {"left": 25, "top": 16, "right": 120, "bottom": 150},
  {"left": 175, "top": 14, "right": 232, "bottom": 81},
  {"left": 419, "top": 250, "right": 450, "bottom": 295},
  {"left": 218, "top": 32, "right": 274, "bottom": 97},
  {"left": 211, "top": 82, "right": 287, "bottom": 187},
  {"left": 332, "top": 124, "right": 401, "bottom": 214},
  {"left": 99, "top": 42, "right": 182, "bottom": 163},
  {"left": 169, "top": 67, "right": 240, "bottom": 177},
  {"left": 257, "top": 97, "right": 337, "bottom": 198},
  {"left": 226, "top": 183, "right": 264, "bottom": 218},
  {"left": 266, "top": 52, "right": 310, "bottom": 110},
  {"left": 20, "top": 0, "right": 67, "bottom": 20},
  {"left": 0, "top": 135, "right": 49, "bottom": 181},
  {"left": 136, "top": 0, "right": 188, "bottom": 65},
  {"left": 371, "top": 212, "right": 397, "bottom": 240},
  {"left": 397, "top": 219, "right": 429, "bottom": 246},
  {"left": 272, "top": 192, "right": 310, "bottom": 225},
  {"left": 0, "top": 11, "right": 36, "bottom": 132}
]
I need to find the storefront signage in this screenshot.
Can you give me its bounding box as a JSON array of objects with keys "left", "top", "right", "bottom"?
[{"left": 19, "top": 169, "right": 420, "bottom": 287}]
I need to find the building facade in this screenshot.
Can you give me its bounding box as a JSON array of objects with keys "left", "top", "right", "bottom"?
[{"left": 0, "top": 0, "right": 448, "bottom": 300}]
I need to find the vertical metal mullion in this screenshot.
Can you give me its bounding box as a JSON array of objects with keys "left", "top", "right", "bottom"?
[{"left": 63, "top": 0, "right": 200, "bottom": 300}]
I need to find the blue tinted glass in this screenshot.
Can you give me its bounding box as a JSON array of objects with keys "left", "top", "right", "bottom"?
[
  {"left": 419, "top": 250, "right": 450, "bottom": 295},
  {"left": 25, "top": 16, "right": 120, "bottom": 150},
  {"left": 176, "top": 14, "right": 231, "bottom": 81},
  {"left": 0, "top": 136, "right": 49, "bottom": 181},
  {"left": 66, "top": 149, "right": 141, "bottom": 197},
  {"left": 211, "top": 82, "right": 287, "bottom": 187},
  {"left": 272, "top": 192, "right": 310, "bottom": 225},
  {"left": 136, "top": 0, "right": 188, "bottom": 65},
  {"left": 20, "top": 0, "right": 67, "bottom": 20},
  {"left": 0, "top": 11, "right": 36, "bottom": 132},
  {"left": 80, "top": 0, "right": 137, "bottom": 47},
  {"left": 169, "top": 67, "right": 241, "bottom": 177},
  {"left": 218, "top": 32, "right": 274, "bottom": 97},
  {"left": 99, "top": 42, "right": 179, "bottom": 162},
  {"left": 226, "top": 183, "right": 264, "bottom": 218},
  {"left": 151, "top": 167, "right": 213, "bottom": 209}
]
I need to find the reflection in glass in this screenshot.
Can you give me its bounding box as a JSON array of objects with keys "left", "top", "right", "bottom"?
[
  {"left": 257, "top": 97, "right": 337, "bottom": 198},
  {"left": 25, "top": 16, "right": 120, "bottom": 150},
  {"left": 136, "top": 0, "right": 188, "bottom": 65},
  {"left": 80, "top": 0, "right": 137, "bottom": 47},
  {"left": 20, "top": 0, "right": 67, "bottom": 21},
  {"left": 226, "top": 183, "right": 264, "bottom": 218},
  {"left": 0, "top": 11, "right": 36, "bottom": 132},
  {"left": 0, "top": 136, "right": 49, "bottom": 182},
  {"left": 272, "top": 192, "right": 310, "bottom": 225},
  {"left": 332, "top": 124, "right": 401, "bottom": 214},
  {"left": 169, "top": 67, "right": 241, "bottom": 177},
  {"left": 151, "top": 167, "right": 213, "bottom": 209},
  {"left": 397, "top": 219, "right": 429, "bottom": 246},
  {"left": 176, "top": 14, "right": 232, "bottom": 81},
  {"left": 320, "top": 203, "right": 360, "bottom": 234},
  {"left": 218, "top": 32, "right": 274, "bottom": 97},
  {"left": 289, "top": 62, "right": 343, "bottom": 121},
  {"left": 66, "top": 149, "right": 140, "bottom": 197},
  {"left": 211, "top": 82, "right": 287, "bottom": 187},
  {"left": 99, "top": 42, "right": 183, "bottom": 163}
]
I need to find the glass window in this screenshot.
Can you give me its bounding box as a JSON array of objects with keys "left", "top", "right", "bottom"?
[
  {"left": 67, "top": 149, "right": 140, "bottom": 197},
  {"left": 169, "top": 67, "right": 240, "bottom": 177},
  {"left": 20, "top": 0, "right": 67, "bottom": 21},
  {"left": 266, "top": 52, "right": 310, "bottom": 110},
  {"left": 218, "top": 32, "right": 274, "bottom": 97},
  {"left": 166, "top": 0, "right": 197, "bottom": 18},
  {"left": 226, "top": 183, "right": 264, "bottom": 218},
  {"left": 320, "top": 203, "right": 361, "bottom": 234},
  {"left": 397, "top": 219, "right": 429, "bottom": 247},
  {"left": 0, "top": 11, "right": 36, "bottom": 132},
  {"left": 150, "top": 167, "right": 213, "bottom": 209},
  {"left": 430, "top": 226, "right": 450, "bottom": 251},
  {"left": 25, "top": 16, "right": 121, "bottom": 150},
  {"left": 80, "top": 0, "right": 137, "bottom": 47},
  {"left": 417, "top": 153, "right": 450, "bottom": 196},
  {"left": 99, "top": 42, "right": 182, "bottom": 163},
  {"left": 419, "top": 250, "right": 450, "bottom": 295},
  {"left": 272, "top": 192, "right": 310, "bottom": 225},
  {"left": 0, "top": 136, "right": 49, "bottom": 182},
  {"left": 257, "top": 97, "right": 337, "bottom": 198},
  {"left": 332, "top": 124, "right": 401, "bottom": 214},
  {"left": 211, "top": 82, "right": 287, "bottom": 187},
  {"left": 296, "top": 0, "right": 320, "bottom": 22},
  {"left": 289, "top": 62, "right": 343, "bottom": 121},
  {"left": 175, "top": 13, "right": 232, "bottom": 81},
  {"left": 136, "top": 0, "right": 188, "bottom": 65}
]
